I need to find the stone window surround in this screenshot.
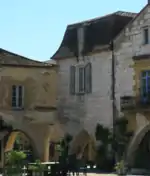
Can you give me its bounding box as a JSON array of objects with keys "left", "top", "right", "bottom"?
[
  {"left": 70, "top": 62, "right": 92, "bottom": 95},
  {"left": 12, "top": 85, "right": 24, "bottom": 109},
  {"left": 75, "top": 64, "right": 85, "bottom": 94},
  {"left": 141, "top": 25, "right": 150, "bottom": 45}
]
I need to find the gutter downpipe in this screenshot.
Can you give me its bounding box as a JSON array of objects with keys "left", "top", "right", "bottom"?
[{"left": 110, "top": 40, "right": 118, "bottom": 165}]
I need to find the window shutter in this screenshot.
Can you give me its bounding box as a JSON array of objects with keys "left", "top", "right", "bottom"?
[
  {"left": 70, "top": 66, "right": 76, "bottom": 95},
  {"left": 18, "top": 85, "right": 24, "bottom": 107},
  {"left": 85, "top": 63, "right": 92, "bottom": 93},
  {"left": 12, "top": 85, "right": 17, "bottom": 107}
]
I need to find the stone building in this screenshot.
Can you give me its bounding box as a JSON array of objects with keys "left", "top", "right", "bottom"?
[
  {"left": 0, "top": 48, "right": 60, "bottom": 168},
  {"left": 51, "top": 0, "right": 150, "bottom": 165},
  {"left": 115, "top": 1, "right": 150, "bottom": 168},
  {"left": 51, "top": 9, "right": 136, "bottom": 161}
]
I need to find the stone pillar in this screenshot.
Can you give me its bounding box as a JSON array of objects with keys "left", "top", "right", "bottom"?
[
  {"left": 43, "top": 125, "right": 55, "bottom": 162},
  {"left": 43, "top": 133, "right": 50, "bottom": 162},
  {"left": 0, "top": 139, "right": 4, "bottom": 169}
]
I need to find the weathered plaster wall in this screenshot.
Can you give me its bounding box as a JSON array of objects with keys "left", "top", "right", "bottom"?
[
  {"left": 0, "top": 66, "right": 57, "bottom": 110},
  {"left": 56, "top": 4, "right": 150, "bottom": 161},
  {"left": 57, "top": 51, "right": 113, "bottom": 138},
  {"left": 0, "top": 65, "right": 59, "bottom": 164}
]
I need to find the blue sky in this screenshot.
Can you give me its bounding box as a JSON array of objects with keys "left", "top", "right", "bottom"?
[{"left": 0, "top": 0, "right": 147, "bottom": 61}]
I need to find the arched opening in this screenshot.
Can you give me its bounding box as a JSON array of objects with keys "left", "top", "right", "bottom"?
[
  {"left": 126, "top": 123, "right": 150, "bottom": 166},
  {"left": 4, "top": 130, "right": 36, "bottom": 163},
  {"left": 133, "top": 131, "right": 150, "bottom": 169},
  {"left": 69, "top": 130, "right": 95, "bottom": 163}
]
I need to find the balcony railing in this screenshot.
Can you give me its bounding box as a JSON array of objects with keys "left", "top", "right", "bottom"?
[
  {"left": 120, "top": 96, "right": 136, "bottom": 110},
  {"left": 120, "top": 95, "right": 150, "bottom": 111}
]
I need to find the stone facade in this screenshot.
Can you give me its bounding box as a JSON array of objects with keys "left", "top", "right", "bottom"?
[
  {"left": 115, "top": 3, "right": 150, "bottom": 165},
  {"left": 52, "top": 1, "right": 150, "bottom": 162},
  {"left": 0, "top": 49, "right": 60, "bottom": 167},
  {"left": 57, "top": 51, "right": 113, "bottom": 136}
]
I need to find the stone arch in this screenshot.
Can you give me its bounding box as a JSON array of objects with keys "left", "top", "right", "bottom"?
[
  {"left": 126, "top": 123, "right": 150, "bottom": 165},
  {"left": 4, "top": 129, "right": 38, "bottom": 159},
  {"left": 69, "top": 129, "right": 96, "bottom": 161}
]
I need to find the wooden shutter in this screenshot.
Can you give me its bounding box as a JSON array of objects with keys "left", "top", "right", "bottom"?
[
  {"left": 70, "top": 66, "right": 76, "bottom": 95},
  {"left": 12, "top": 85, "right": 17, "bottom": 107},
  {"left": 85, "top": 63, "right": 92, "bottom": 93}
]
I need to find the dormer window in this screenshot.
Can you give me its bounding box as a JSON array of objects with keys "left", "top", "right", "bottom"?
[{"left": 143, "top": 27, "right": 149, "bottom": 45}]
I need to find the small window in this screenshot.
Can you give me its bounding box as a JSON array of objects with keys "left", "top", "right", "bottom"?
[
  {"left": 12, "top": 85, "right": 24, "bottom": 108},
  {"left": 141, "top": 71, "right": 150, "bottom": 102},
  {"left": 143, "top": 28, "right": 149, "bottom": 45}
]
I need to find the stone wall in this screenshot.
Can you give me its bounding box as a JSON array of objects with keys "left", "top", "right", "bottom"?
[
  {"left": 0, "top": 66, "right": 57, "bottom": 110},
  {"left": 57, "top": 51, "right": 113, "bottom": 137},
  {"left": 115, "top": 5, "right": 150, "bottom": 118}
]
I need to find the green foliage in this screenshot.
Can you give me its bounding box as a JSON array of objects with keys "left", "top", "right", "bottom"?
[
  {"left": 65, "top": 133, "right": 73, "bottom": 143},
  {"left": 114, "top": 118, "right": 132, "bottom": 161},
  {"left": 95, "top": 124, "right": 110, "bottom": 143},
  {"left": 95, "top": 124, "right": 114, "bottom": 171},
  {"left": 6, "top": 150, "right": 26, "bottom": 166},
  {"left": 95, "top": 120, "right": 132, "bottom": 171},
  {"left": 5, "top": 150, "right": 27, "bottom": 176},
  {"left": 28, "top": 159, "right": 46, "bottom": 172},
  {"left": 59, "top": 133, "right": 73, "bottom": 157},
  {"left": 114, "top": 160, "right": 125, "bottom": 175}
]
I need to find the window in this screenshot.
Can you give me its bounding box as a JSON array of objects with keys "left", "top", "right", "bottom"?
[
  {"left": 69, "top": 63, "right": 92, "bottom": 95},
  {"left": 78, "top": 67, "right": 85, "bottom": 93},
  {"left": 12, "top": 85, "right": 24, "bottom": 108},
  {"left": 141, "top": 71, "right": 150, "bottom": 103},
  {"left": 143, "top": 28, "right": 149, "bottom": 45}
]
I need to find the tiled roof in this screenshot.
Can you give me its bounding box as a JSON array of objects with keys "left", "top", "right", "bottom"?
[
  {"left": 0, "top": 48, "right": 55, "bottom": 67},
  {"left": 52, "top": 11, "right": 137, "bottom": 60}
]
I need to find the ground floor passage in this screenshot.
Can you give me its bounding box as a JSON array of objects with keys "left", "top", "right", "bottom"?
[
  {"left": 0, "top": 128, "right": 96, "bottom": 168},
  {"left": 128, "top": 130, "right": 150, "bottom": 169}
]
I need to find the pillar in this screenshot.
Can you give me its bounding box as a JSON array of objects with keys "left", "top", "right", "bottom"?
[{"left": 43, "top": 134, "right": 50, "bottom": 162}]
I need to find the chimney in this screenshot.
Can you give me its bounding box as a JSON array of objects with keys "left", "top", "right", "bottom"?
[{"left": 77, "top": 26, "right": 84, "bottom": 60}]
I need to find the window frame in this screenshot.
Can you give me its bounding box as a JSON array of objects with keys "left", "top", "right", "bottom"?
[
  {"left": 12, "top": 85, "right": 24, "bottom": 109},
  {"left": 77, "top": 66, "right": 85, "bottom": 94},
  {"left": 141, "top": 70, "right": 150, "bottom": 103},
  {"left": 143, "top": 26, "right": 150, "bottom": 45},
  {"left": 70, "top": 62, "right": 92, "bottom": 95}
]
